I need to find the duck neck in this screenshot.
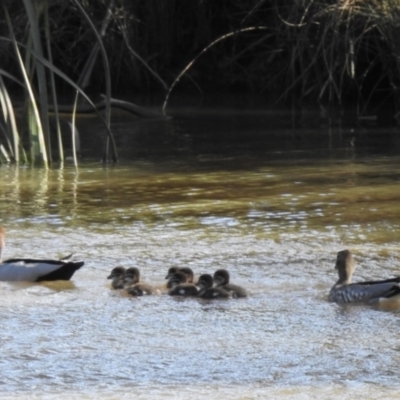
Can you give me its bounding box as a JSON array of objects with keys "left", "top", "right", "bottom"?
[{"left": 336, "top": 268, "right": 352, "bottom": 286}]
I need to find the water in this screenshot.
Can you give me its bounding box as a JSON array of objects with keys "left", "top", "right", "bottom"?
[{"left": 1, "top": 105, "right": 400, "bottom": 399}]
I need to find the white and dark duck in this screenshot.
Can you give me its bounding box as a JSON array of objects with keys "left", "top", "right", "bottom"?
[
  {"left": 0, "top": 226, "right": 84, "bottom": 282},
  {"left": 168, "top": 270, "right": 198, "bottom": 296},
  {"left": 196, "top": 274, "right": 230, "bottom": 299},
  {"left": 329, "top": 249, "right": 400, "bottom": 304},
  {"left": 213, "top": 269, "right": 247, "bottom": 298},
  {"left": 123, "top": 267, "right": 160, "bottom": 296}
]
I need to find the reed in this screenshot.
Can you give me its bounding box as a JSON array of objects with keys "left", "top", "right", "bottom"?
[
  {"left": 1, "top": 0, "right": 399, "bottom": 166},
  {"left": 0, "top": 0, "right": 118, "bottom": 166},
  {"left": 163, "top": 26, "right": 268, "bottom": 113},
  {"left": 0, "top": 74, "right": 22, "bottom": 163},
  {"left": 266, "top": 0, "right": 400, "bottom": 121}
]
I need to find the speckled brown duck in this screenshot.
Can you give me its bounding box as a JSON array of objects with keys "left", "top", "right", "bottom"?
[{"left": 329, "top": 249, "right": 400, "bottom": 304}]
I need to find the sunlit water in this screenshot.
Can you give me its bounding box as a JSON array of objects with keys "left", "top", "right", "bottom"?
[{"left": 1, "top": 106, "right": 400, "bottom": 399}]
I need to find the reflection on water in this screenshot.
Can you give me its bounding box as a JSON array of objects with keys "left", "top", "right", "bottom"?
[
  {"left": 2, "top": 155, "right": 400, "bottom": 243},
  {"left": 1, "top": 108, "right": 400, "bottom": 399}
]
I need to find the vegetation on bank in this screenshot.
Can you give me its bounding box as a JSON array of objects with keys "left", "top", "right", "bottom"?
[{"left": 0, "top": 0, "right": 399, "bottom": 165}]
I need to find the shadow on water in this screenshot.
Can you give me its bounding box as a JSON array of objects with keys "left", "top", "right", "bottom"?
[{"left": 74, "top": 95, "right": 400, "bottom": 166}]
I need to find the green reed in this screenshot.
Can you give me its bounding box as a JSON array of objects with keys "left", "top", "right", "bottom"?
[
  {"left": 267, "top": 1, "right": 400, "bottom": 117},
  {"left": 0, "top": 0, "right": 118, "bottom": 166},
  {"left": 1, "top": 0, "right": 399, "bottom": 167}
]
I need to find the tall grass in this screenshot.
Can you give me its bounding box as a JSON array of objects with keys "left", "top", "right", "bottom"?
[
  {"left": 1, "top": 0, "right": 399, "bottom": 167},
  {"left": 266, "top": 1, "right": 400, "bottom": 122},
  {"left": 163, "top": 26, "right": 268, "bottom": 114},
  {"left": 0, "top": 0, "right": 118, "bottom": 166}
]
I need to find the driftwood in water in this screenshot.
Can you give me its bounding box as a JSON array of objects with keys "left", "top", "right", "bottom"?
[{"left": 51, "top": 96, "right": 169, "bottom": 119}]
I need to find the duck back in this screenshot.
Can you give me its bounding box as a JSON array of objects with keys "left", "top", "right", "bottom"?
[
  {"left": 0, "top": 259, "right": 84, "bottom": 282},
  {"left": 126, "top": 283, "right": 160, "bottom": 296},
  {"left": 169, "top": 284, "right": 199, "bottom": 297}
]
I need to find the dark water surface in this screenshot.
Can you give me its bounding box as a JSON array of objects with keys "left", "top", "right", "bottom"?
[{"left": 1, "top": 105, "right": 400, "bottom": 399}]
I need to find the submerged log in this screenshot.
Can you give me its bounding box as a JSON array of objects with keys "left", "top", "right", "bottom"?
[{"left": 51, "top": 96, "right": 169, "bottom": 119}]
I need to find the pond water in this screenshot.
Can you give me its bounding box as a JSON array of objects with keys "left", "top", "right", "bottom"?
[{"left": 1, "top": 101, "right": 400, "bottom": 399}]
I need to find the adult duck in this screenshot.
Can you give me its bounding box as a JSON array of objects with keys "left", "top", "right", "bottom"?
[
  {"left": 213, "top": 269, "right": 247, "bottom": 298},
  {"left": 329, "top": 249, "right": 400, "bottom": 304},
  {"left": 123, "top": 267, "right": 160, "bottom": 296},
  {"left": 0, "top": 256, "right": 84, "bottom": 282},
  {"left": 196, "top": 274, "right": 230, "bottom": 299},
  {"left": 0, "top": 226, "right": 84, "bottom": 282}
]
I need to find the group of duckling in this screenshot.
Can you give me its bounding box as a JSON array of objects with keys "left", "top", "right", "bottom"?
[
  {"left": 2, "top": 223, "right": 400, "bottom": 306},
  {"left": 107, "top": 266, "right": 247, "bottom": 299},
  {"left": 108, "top": 249, "right": 400, "bottom": 305}
]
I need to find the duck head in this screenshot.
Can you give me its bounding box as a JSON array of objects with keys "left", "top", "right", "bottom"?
[
  {"left": 196, "top": 274, "right": 213, "bottom": 290},
  {"left": 107, "top": 266, "right": 126, "bottom": 280},
  {"left": 179, "top": 267, "right": 194, "bottom": 283},
  {"left": 123, "top": 267, "right": 140, "bottom": 287},
  {"left": 165, "top": 266, "right": 180, "bottom": 280},
  {"left": 213, "top": 269, "right": 230, "bottom": 286},
  {"left": 107, "top": 266, "right": 126, "bottom": 289},
  {"left": 335, "top": 249, "right": 356, "bottom": 284},
  {"left": 167, "top": 271, "right": 188, "bottom": 288}
]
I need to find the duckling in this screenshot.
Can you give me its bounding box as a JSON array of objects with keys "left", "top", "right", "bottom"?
[
  {"left": 165, "top": 267, "right": 195, "bottom": 288},
  {"left": 179, "top": 267, "right": 194, "bottom": 283},
  {"left": 123, "top": 267, "right": 140, "bottom": 287},
  {"left": 126, "top": 284, "right": 160, "bottom": 296},
  {"left": 107, "top": 267, "right": 126, "bottom": 289},
  {"left": 213, "top": 269, "right": 247, "bottom": 298},
  {"left": 168, "top": 271, "right": 198, "bottom": 296},
  {"left": 196, "top": 274, "right": 230, "bottom": 299},
  {"left": 165, "top": 266, "right": 180, "bottom": 280},
  {"left": 123, "top": 267, "right": 160, "bottom": 296},
  {"left": 167, "top": 270, "right": 186, "bottom": 288},
  {"left": 329, "top": 249, "right": 400, "bottom": 304}
]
